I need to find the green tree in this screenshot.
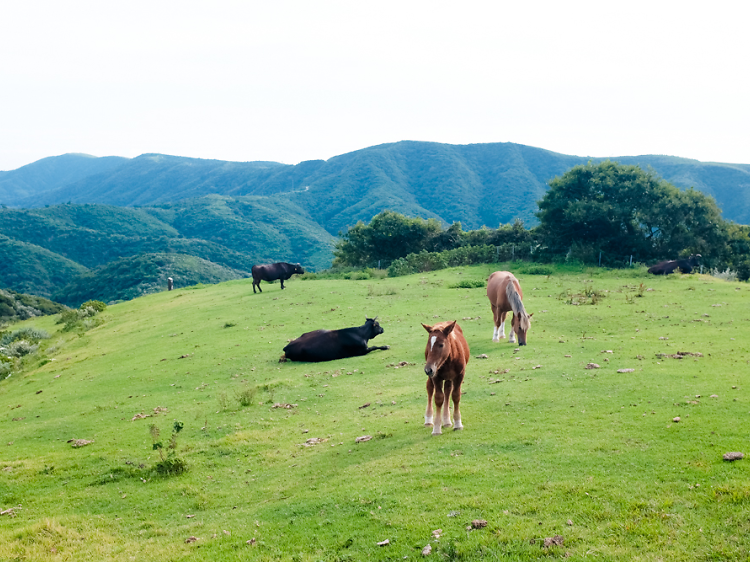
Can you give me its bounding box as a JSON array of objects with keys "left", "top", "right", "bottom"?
[
  {"left": 332, "top": 211, "right": 443, "bottom": 267},
  {"left": 536, "top": 161, "right": 728, "bottom": 265}
]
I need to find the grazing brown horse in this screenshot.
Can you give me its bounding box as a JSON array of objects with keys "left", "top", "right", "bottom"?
[
  {"left": 421, "top": 321, "right": 470, "bottom": 435},
  {"left": 486, "top": 271, "right": 532, "bottom": 345}
]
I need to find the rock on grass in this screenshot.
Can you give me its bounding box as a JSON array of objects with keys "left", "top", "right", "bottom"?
[{"left": 723, "top": 452, "right": 744, "bottom": 461}]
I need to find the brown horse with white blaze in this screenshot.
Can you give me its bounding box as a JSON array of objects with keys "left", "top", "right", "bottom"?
[
  {"left": 421, "top": 321, "right": 470, "bottom": 435},
  {"left": 486, "top": 271, "right": 532, "bottom": 345}
]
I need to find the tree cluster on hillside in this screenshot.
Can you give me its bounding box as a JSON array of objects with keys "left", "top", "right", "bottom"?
[
  {"left": 334, "top": 162, "right": 750, "bottom": 279},
  {"left": 536, "top": 161, "right": 733, "bottom": 266},
  {"left": 333, "top": 211, "right": 535, "bottom": 269}
]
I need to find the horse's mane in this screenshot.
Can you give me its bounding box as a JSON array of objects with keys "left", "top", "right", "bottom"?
[{"left": 505, "top": 277, "right": 531, "bottom": 331}]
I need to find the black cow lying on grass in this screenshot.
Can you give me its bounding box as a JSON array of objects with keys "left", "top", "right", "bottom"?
[
  {"left": 252, "top": 262, "right": 304, "bottom": 293},
  {"left": 281, "top": 318, "right": 389, "bottom": 362},
  {"left": 647, "top": 254, "right": 702, "bottom": 275}
]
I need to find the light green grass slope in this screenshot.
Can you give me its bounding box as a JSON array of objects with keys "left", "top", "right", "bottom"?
[{"left": 1, "top": 265, "right": 749, "bottom": 561}]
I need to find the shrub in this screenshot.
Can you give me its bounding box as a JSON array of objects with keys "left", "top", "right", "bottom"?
[
  {"left": 516, "top": 264, "right": 554, "bottom": 276},
  {"left": 7, "top": 340, "right": 39, "bottom": 357},
  {"left": 735, "top": 260, "right": 750, "bottom": 282},
  {"left": 448, "top": 280, "right": 486, "bottom": 289},
  {"left": 0, "top": 327, "right": 50, "bottom": 346},
  {"left": 80, "top": 300, "right": 107, "bottom": 313},
  {"left": 0, "top": 361, "right": 12, "bottom": 379}
]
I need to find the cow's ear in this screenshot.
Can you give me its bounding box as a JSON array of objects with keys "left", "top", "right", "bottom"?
[
  {"left": 442, "top": 321, "right": 457, "bottom": 335},
  {"left": 421, "top": 323, "right": 433, "bottom": 333}
]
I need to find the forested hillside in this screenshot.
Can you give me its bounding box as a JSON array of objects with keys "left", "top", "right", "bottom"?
[
  {"left": 0, "top": 199, "right": 334, "bottom": 304},
  {"left": 5, "top": 142, "right": 750, "bottom": 228}
]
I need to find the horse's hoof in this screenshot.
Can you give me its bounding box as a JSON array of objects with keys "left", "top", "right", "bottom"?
[
  {"left": 431, "top": 430, "right": 442, "bottom": 436},
  {"left": 453, "top": 425, "right": 464, "bottom": 431},
  {"left": 424, "top": 422, "right": 433, "bottom": 427},
  {"left": 385, "top": 345, "right": 391, "bottom": 349},
  {"left": 492, "top": 338, "right": 499, "bottom": 343}
]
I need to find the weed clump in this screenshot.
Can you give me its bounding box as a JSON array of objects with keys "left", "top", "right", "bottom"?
[
  {"left": 236, "top": 387, "right": 258, "bottom": 407},
  {"left": 711, "top": 268, "right": 738, "bottom": 282},
  {"left": 149, "top": 421, "right": 188, "bottom": 476},
  {"left": 448, "top": 280, "right": 486, "bottom": 289}
]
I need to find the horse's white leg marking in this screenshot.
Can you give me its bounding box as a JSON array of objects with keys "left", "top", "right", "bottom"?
[
  {"left": 492, "top": 325, "right": 499, "bottom": 342},
  {"left": 432, "top": 384, "right": 444, "bottom": 435},
  {"left": 432, "top": 400, "right": 443, "bottom": 435},
  {"left": 509, "top": 329, "right": 516, "bottom": 344},
  {"left": 442, "top": 396, "right": 452, "bottom": 427},
  {"left": 499, "top": 320, "right": 506, "bottom": 339},
  {"left": 453, "top": 402, "right": 463, "bottom": 430}
]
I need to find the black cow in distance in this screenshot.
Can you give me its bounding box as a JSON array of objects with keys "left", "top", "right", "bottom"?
[
  {"left": 648, "top": 254, "right": 702, "bottom": 275},
  {"left": 251, "top": 262, "right": 304, "bottom": 293},
  {"left": 282, "top": 318, "right": 389, "bottom": 362}
]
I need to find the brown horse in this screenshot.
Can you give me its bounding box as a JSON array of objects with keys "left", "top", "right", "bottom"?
[
  {"left": 486, "top": 271, "right": 532, "bottom": 345},
  {"left": 421, "top": 321, "right": 470, "bottom": 435}
]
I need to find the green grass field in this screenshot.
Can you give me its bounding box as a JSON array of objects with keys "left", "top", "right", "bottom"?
[{"left": 1, "top": 264, "right": 749, "bottom": 561}]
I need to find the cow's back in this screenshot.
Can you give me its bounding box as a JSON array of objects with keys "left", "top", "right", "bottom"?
[{"left": 283, "top": 330, "right": 341, "bottom": 362}]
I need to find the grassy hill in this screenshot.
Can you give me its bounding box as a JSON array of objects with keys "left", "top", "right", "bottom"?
[
  {"left": 6, "top": 143, "right": 750, "bottom": 229},
  {"left": 2, "top": 265, "right": 749, "bottom": 560}
]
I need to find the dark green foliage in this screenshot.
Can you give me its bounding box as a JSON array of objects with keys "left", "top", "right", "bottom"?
[
  {"left": 333, "top": 211, "right": 444, "bottom": 268},
  {"left": 54, "top": 253, "right": 246, "bottom": 307},
  {"left": 334, "top": 211, "right": 537, "bottom": 269},
  {"left": 736, "top": 260, "right": 750, "bottom": 282},
  {"left": 0, "top": 288, "right": 67, "bottom": 321},
  {"left": 388, "top": 245, "right": 498, "bottom": 277},
  {"left": 536, "top": 161, "right": 729, "bottom": 266}
]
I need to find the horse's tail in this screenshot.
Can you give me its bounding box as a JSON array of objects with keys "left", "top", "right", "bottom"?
[{"left": 505, "top": 277, "right": 531, "bottom": 331}]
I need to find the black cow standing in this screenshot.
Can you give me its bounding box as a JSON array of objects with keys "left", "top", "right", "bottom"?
[
  {"left": 282, "top": 318, "right": 390, "bottom": 362},
  {"left": 647, "top": 254, "right": 702, "bottom": 275},
  {"left": 251, "top": 262, "right": 305, "bottom": 293}
]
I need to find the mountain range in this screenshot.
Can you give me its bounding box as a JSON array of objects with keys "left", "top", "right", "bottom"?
[
  {"left": 3, "top": 142, "right": 750, "bottom": 230},
  {"left": 2, "top": 141, "right": 749, "bottom": 305}
]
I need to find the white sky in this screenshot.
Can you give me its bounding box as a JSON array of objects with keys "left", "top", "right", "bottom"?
[{"left": 1, "top": 1, "right": 749, "bottom": 171}]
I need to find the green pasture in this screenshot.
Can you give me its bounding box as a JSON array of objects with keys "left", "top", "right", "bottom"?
[{"left": 1, "top": 264, "right": 749, "bottom": 561}]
